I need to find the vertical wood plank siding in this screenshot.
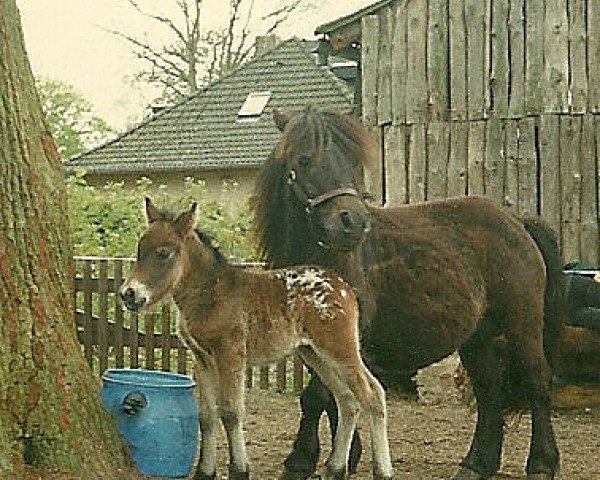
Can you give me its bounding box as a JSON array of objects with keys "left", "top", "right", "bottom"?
[
  {"left": 361, "top": 0, "right": 600, "bottom": 264},
  {"left": 73, "top": 258, "right": 306, "bottom": 393}
]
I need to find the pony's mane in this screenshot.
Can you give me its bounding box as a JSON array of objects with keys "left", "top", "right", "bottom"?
[{"left": 252, "top": 106, "right": 374, "bottom": 265}]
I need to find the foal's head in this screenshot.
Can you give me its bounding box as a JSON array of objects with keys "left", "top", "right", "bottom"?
[{"left": 120, "top": 198, "right": 201, "bottom": 311}]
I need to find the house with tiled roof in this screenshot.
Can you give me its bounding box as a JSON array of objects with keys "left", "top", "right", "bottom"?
[{"left": 67, "top": 38, "right": 354, "bottom": 204}]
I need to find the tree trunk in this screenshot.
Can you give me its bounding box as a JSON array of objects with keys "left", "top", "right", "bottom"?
[{"left": 0, "top": 3, "right": 135, "bottom": 478}]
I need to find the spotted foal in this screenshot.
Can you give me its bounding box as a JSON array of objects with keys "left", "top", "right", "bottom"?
[{"left": 120, "top": 199, "right": 393, "bottom": 480}]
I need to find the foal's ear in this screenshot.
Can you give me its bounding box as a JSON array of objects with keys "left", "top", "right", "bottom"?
[
  {"left": 273, "top": 108, "right": 290, "bottom": 132},
  {"left": 144, "top": 197, "right": 161, "bottom": 224},
  {"left": 174, "top": 202, "right": 198, "bottom": 237}
]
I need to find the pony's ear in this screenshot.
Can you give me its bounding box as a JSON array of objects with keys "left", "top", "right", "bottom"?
[
  {"left": 174, "top": 202, "right": 198, "bottom": 237},
  {"left": 273, "top": 108, "right": 290, "bottom": 132},
  {"left": 144, "top": 197, "right": 160, "bottom": 224}
]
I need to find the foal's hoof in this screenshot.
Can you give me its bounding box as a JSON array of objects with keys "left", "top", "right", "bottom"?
[
  {"left": 228, "top": 463, "right": 250, "bottom": 479},
  {"left": 320, "top": 465, "right": 347, "bottom": 479},
  {"left": 452, "top": 467, "right": 486, "bottom": 480},
  {"left": 279, "top": 469, "right": 312, "bottom": 480},
  {"left": 527, "top": 474, "right": 555, "bottom": 480}
]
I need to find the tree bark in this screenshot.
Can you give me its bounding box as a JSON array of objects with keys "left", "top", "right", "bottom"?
[{"left": 0, "top": 3, "right": 134, "bottom": 478}]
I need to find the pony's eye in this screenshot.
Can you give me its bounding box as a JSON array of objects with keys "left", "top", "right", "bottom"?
[
  {"left": 298, "top": 155, "right": 311, "bottom": 167},
  {"left": 156, "top": 247, "right": 173, "bottom": 261}
]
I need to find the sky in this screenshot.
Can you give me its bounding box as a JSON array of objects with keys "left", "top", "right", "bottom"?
[{"left": 17, "top": 0, "right": 370, "bottom": 131}]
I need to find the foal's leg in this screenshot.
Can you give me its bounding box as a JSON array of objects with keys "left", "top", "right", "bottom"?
[
  {"left": 324, "top": 393, "right": 363, "bottom": 473},
  {"left": 298, "top": 346, "right": 362, "bottom": 480},
  {"left": 344, "top": 365, "right": 392, "bottom": 480},
  {"left": 310, "top": 345, "right": 393, "bottom": 480},
  {"left": 216, "top": 356, "right": 249, "bottom": 480},
  {"left": 280, "top": 373, "right": 330, "bottom": 480},
  {"left": 192, "top": 359, "right": 220, "bottom": 480}
]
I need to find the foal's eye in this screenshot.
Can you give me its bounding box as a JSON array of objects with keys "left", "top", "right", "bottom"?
[{"left": 155, "top": 247, "right": 173, "bottom": 261}]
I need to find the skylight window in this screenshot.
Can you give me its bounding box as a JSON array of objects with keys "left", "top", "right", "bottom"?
[{"left": 237, "top": 91, "right": 272, "bottom": 119}]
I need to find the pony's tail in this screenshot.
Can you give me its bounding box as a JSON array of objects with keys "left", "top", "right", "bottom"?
[{"left": 521, "top": 216, "right": 567, "bottom": 370}]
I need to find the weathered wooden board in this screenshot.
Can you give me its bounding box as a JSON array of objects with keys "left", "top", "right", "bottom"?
[
  {"left": 406, "top": 0, "right": 429, "bottom": 123},
  {"left": 525, "top": 1, "right": 544, "bottom": 115},
  {"left": 484, "top": 116, "right": 505, "bottom": 203},
  {"left": 383, "top": 124, "right": 407, "bottom": 206},
  {"left": 569, "top": 0, "right": 588, "bottom": 114},
  {"left": 504, "top": 119, "right": 519, "bottom": 212},
  {"left": 426, "top": 122, "right": 449, "bottom": 200},
  {"left": 449, "top": 0, "right": 467, "bottom": 120},
  {"left": 539, "top": 115, "right": 562, "bottom": 237},
  {"left": 377, "top": 5, "right": 393, "bottom": 125},
  {"left": 490, "top": 0, "right": 509, "bottom": 117},
  {"left": 508, "top": 0, "right": 525, "bottom": 117},
  {"left": 465, "top": 0, "right": 489, "bottom": 119},
  {"left": 559, "top": 115, "right": 582, "bottom": 262},
  {"left": 517, "top": 117, "right": 538, "bottom": 215},
  {"left": 447, "top": 121, "right": 468, "bottom": 196},
  {"left": 408, "top": 123, "right": 427, "bottom": 203},
  {"left": 543, "top": 0, "right": 570, "bottom": 113},
  {"left": 580, "top": 115, "right": 599, "bottom": 264},
  {"left": 589, "top": 0, "right": 600, "bottom": 112},
  {"left": 427, "top": 0, "right": 449, "bottom": 121},
  {"left": 391, "top": 2, "right": 407, "bottom": 125},
  {"left": 361, "top": 15, "right": 380, "bottom": 127},
  {"left": 467, "top": 121, "right": 486, "bottom": 195}
]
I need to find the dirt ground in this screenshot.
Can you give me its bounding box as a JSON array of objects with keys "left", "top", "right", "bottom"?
[
  {"left": 20, "top": 357, "right": 600, "bottom": 479},
  {"left": 204, "top": 357, "right": 600, "bottom": 480}
]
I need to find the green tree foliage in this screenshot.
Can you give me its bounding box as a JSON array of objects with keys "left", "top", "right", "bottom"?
[
  {"left": 67, "top": 172, "right": 255, "bottom": 261},
  {"left": 36, "top": 78, "right": 114, "bottom": 159}
]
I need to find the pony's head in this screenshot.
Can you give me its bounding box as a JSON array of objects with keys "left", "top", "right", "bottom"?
[
  {"left": 120, "top": 198, "right": 198, "bottom": 311},
  {"left": 254, "top": 106, "right": 373, "bottom": 264}
]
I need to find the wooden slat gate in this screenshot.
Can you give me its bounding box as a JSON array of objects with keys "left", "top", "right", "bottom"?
[
  {"left": 73, "top": 256, "right": 306, "bottom": 393},
  {"left": 359, "top": 0, "right": 600, "bottom": 265}
]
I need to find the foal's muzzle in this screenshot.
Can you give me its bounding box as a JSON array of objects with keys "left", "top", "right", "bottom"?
[{"left": 120, "top": 287, "right": 147, "bottom": 312}]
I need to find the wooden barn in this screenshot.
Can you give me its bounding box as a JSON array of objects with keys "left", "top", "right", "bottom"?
[{"left": 315, "top": 0, "right": 600, "bottom": 266}]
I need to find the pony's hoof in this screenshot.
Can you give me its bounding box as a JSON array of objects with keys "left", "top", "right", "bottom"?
[
  {"left": 452, "top": 467, "right": 486, "bottom": 480},
  {"left": 193, "top": 471, "right": 216, "bottom": 480},
  {"left": 527, "top": 474, "right": 555, "bottom": 480},
  {"left": 279, "top": 469, "right": 312, "bottom": 480}
]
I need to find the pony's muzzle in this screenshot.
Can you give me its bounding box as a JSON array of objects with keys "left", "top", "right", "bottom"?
[
  {"left": 340, "top": 210, "right": 370, "bottom": 235},
  {"left": 120, "top": 286, "right": 148, "bottom": 312}
]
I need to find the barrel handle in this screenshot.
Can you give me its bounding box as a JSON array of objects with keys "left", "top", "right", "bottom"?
[{"left": 122, "top": 391, "right": 148, "bottom": 416}]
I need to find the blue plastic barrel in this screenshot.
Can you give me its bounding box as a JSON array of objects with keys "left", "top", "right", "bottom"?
[{"left": 101, "top": 368, "right": 199, "bottom": 477}]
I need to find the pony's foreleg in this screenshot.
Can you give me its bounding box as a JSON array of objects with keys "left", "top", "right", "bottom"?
[
  {"left": 280, "top": 373, "right": 331, "bottom": 480},
  {"left": 192, "top": 362, "right": 220, "bottom": 480}
]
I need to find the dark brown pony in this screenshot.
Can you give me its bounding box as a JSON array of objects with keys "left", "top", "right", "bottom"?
[
  {"left": 120, "top": 198, "right": 393, "bottom": 480},
  {"left": 253, "top": 106, "right": 565, "bottom": 480}
]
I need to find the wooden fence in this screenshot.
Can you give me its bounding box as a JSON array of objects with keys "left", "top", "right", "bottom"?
[
  {"left": 73, "top": 256, "right": 307, "bottom": 393},
  {"left": 357, "top": 0, "right": 600, "bottom": 265}
]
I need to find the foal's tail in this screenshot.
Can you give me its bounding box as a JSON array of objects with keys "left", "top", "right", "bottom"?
[{"left": 521, "top": 216, "right": 567, "bottom": 370}]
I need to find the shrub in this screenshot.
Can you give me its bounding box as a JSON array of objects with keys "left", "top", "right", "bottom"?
[{"left": 66, "top": 172, "right": 255, "bottom": 260}]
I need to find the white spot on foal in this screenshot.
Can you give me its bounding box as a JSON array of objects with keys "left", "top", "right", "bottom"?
[{"left": 279, "top": 268, "right": 337, "bottom": 318}]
